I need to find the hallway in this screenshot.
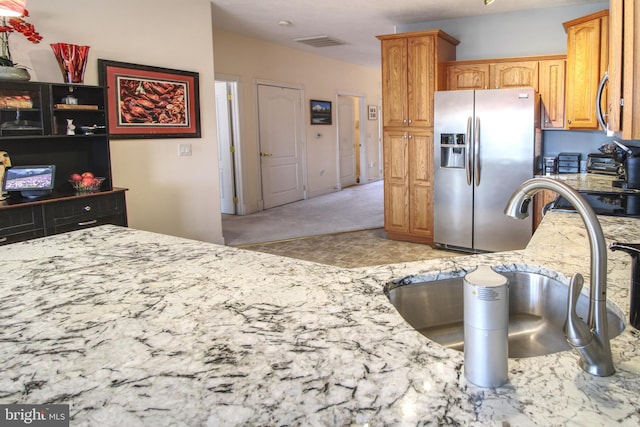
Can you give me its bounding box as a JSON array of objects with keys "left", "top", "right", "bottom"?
[{"left": 222, "top": 180, "right": 384, "bottom": 246}]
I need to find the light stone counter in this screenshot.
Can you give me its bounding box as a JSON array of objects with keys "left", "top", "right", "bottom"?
[
  {"left": 538, "top": 172, "right": 639, "bottom": 193},
  {"left": 1, "top": 198, "right": 640, "bottom": 424}
]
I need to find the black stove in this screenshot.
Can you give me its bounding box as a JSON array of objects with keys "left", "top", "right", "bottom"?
[{"left": 550, "top": 191, "right": 640, "bottom": 218}]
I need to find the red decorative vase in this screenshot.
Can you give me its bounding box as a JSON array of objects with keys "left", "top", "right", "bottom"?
[{"left": 50, "top": 43, "right": 90, "bottom": 84}]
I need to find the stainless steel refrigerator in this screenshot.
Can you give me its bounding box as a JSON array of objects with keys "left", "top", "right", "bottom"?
[{"left": 433, "top": 88, "right": 540, "bottom": 252}]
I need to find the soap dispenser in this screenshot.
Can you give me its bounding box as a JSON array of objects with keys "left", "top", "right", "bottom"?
[{"left": 609, "top": 242, "right": 640, "bottom": 329}]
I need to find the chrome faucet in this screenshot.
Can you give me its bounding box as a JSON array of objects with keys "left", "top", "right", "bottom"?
[{"left": 504, "top": 177, "right": 615, "bottom": 376}]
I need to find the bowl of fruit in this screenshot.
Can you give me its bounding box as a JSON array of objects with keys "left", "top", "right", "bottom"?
[{"left": 69, "top": 172, "right": 105, "bottom": 193}]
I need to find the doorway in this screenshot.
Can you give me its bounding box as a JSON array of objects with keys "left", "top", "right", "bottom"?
[
  {"left": 337, "top": 93, "right": 367, "bottom": 189},
  {"left": 257, "top": 82, "right": 306, "bottom": 209},
  {"left": 215, "top": 75, "right": 244, "bottom": 215}
]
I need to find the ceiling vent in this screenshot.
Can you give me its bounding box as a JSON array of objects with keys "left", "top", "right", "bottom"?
[{"left": 294, "top": 35, "right": 346, "bottom": 48}]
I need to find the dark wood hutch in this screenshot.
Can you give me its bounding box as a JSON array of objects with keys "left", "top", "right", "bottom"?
[{"left": 0, "top": 81, "right": 127, "bottom": 245}]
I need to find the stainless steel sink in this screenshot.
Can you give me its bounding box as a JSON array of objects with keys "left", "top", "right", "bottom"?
[{"left": 385, "top": 270, "right": 625, "bottom": 358}]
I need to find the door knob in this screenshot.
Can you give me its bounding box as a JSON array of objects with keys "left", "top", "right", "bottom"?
[{"left": 261, "top": 152, "right": 273, "bottom": 157}]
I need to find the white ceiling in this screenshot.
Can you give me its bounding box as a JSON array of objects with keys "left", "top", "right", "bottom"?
[{"left": 210, "top": 0, "right": 604, "bottom": 68}]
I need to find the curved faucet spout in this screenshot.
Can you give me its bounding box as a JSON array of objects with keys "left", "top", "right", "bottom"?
[{"left": 504, "top": 177, "right": 615, "bottom": 376}]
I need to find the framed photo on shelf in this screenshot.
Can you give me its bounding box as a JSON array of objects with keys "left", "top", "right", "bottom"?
[
  {"left": 310, "top": 100, "right": 332, "bottom": 125},
  {"left": 368, "top": 105, "right": 377, "bottom": 120},
  {"left": 98, "top": 59, "right": 201, "bottom": 139}
]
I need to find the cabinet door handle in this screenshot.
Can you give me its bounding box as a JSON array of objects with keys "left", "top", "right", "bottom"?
[
  {"left": 0, "top": 237, "right": 7, "bottom": 243},
  {"left": 77, "top": 219, "right": 98, "bottom": 226}
]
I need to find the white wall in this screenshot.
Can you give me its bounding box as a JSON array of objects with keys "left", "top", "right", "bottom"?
[
  {"left": 14, "top": 0, "right": 224, "bottom": 244},
  {"left": 212, "top": 30, "right": 382, "bottom": 213}
]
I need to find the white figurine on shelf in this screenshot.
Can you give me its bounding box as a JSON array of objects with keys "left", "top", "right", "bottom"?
[{"left": 66, "top": 118, "right": 76, "bottom": 135}]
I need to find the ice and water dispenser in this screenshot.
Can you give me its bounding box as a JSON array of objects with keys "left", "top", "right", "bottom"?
[{"left": 440, "top": 133, "right": 465, "bottom": 168}]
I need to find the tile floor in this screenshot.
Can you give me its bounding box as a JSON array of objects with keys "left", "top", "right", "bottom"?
[{"left": 238, "top": 228, "right": 465, "bottom": 268}]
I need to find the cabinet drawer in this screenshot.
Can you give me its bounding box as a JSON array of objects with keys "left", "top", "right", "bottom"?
[
  {"left": 0, "top": 229, "right": 45, "bottom": 246},
  {"left": 0, "top": 205, "right": 45, "bottom": 245},
  {"left": 45, "top": 193, "right": 124, "bottom": 221},
  {"left": 44, "top": 193, "right": 126, "bottom": 232},
  {"left": 47, "top": 213, "right": 126, "bottom": 235}
]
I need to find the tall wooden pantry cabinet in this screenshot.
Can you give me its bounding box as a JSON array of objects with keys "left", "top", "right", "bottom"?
[{"left": 377, "top": 29, "right": 458, "bottom": 244}]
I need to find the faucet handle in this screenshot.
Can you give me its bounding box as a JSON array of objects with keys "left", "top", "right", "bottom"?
[
  {"left": 610, "top": 242, "right": 640, "bottom": 254},
  {"left": 564, "top": 273, "right": 593, "bottom": 347}
]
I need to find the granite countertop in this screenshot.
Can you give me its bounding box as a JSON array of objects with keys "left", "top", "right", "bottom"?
[
  {"left": 538, "top": 172, "right": 639, "bottom": 193},
  {"left": 1, "top": 174, "right": 640, "bottom": 426}
]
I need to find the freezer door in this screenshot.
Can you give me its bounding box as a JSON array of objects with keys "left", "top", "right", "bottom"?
[
  {"left": 433, "top": 90, "right": 475, "bottom": 249},
  {"left": 473, "top": 88, "right": 535, "bottom": 252}
]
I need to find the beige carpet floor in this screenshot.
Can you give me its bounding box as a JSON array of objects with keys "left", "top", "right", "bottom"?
[{"left": 222, "top": 180, "right": 384, "bottom": 246}]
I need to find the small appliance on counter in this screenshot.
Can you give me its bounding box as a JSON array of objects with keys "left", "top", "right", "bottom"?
[
  {"left": 611, "top": 140, "right": 640, "bottom": 190},
  {"left": 543, "top": 156, "right": 557, "bottom": 175},
  {"left": 587, "top": 153, "right": 621, "bottom": 175},
  {"left": 557, "top": 152, "right": 581, "bottom": 173}
]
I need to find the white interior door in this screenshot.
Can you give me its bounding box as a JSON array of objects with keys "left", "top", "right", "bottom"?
[
  {"left": 338, "top": 95, "right": 357, "bottom": 188},
  {"left": 215, "top": 81, "right": 235, "bottom": 214},
  {"left": 257, "top": 84, "right": 304, "bottom": 209}
]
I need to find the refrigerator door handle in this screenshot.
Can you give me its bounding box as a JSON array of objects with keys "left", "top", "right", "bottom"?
[
  {"left": 466, "top": 116, "right": 472, "bottom": 186},
  {"left": 475, "top": 117, "right": 481, "bottom": 186}
]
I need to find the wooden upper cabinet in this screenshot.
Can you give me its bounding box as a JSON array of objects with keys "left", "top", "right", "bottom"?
[
  {"left": 490, "top": 61, "right": 539, "bottom": 90},
  {"left": 564, "top": 10, "right": 608, "bottom": 130},
  {"left": 380, "top": 38, "right": 408, "bottom": 128},
  {"left": 447, "top": 63, "right": 490, "bottom": 90},
  {"left": 539, "top": 59, "right": 566, "bottom": 129},
  {"left": 380, "top": 34, "right": 434, "bottom": 128},
  {"left": 407, "top": 36, "right": 436, "bottom": 128},
  {"left": 379, "top": 30, "right": 458, "bottom": 129}
]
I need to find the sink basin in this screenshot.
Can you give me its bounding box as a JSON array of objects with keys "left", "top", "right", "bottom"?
[{"left": 385, "top": 269, "right": 625, "bottom": 358}]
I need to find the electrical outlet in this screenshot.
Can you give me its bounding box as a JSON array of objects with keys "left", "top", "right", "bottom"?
[{"left": 179, "top": 143, "right": 192, "bottom": 156}]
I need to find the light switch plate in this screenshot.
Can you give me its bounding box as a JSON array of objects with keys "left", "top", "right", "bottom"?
[{"left": 179, "top": 143, "right": 192, "bottom": 156}]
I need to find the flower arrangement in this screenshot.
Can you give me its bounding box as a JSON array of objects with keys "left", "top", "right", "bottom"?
[{"left": 0, "top": 9, "right": 42, "bottom": 67}]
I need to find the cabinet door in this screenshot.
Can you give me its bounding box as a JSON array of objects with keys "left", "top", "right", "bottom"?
[
  {"left": 565, "top": 14, "right": 607, "bottom": 129},
  {"left": 408, "top": 130, "right": 433, "bottom": 239},
  {"left": 539, "top": 59, "right": 566, "bottom": 129},
  {"left": 381, "top": 38, "right": 408, "bottom": 128},
  {"left": 407, "top": 35, "right": 435, "bottom": 127},
  {"left": 533, "top": 190, "right": 557, "bottom": 231},
  {"left": 383, "top": 130, "right": 409, "bottom": 234},
  {"left": 490, "top": 61, "right": 539, "bottom": 90},
  {"left": 0, "top": 84, "right": 44, "bottom": 137},
  {"left": 0, "top": 205, "right": 45, "bottom": 245},
  {"left": 609, "top": 0, "right": 640, "bottom": 139},
  {"left": 446, "top": 64, "right": 490, "bottom": 90}
]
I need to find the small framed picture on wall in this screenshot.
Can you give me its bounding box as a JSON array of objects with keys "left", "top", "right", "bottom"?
[
  {"left": 368, "top": 105, "right": 377, "bottom": 120},
  {"left": 310, "top": 100, "right": 332, "bottom": 125}
]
